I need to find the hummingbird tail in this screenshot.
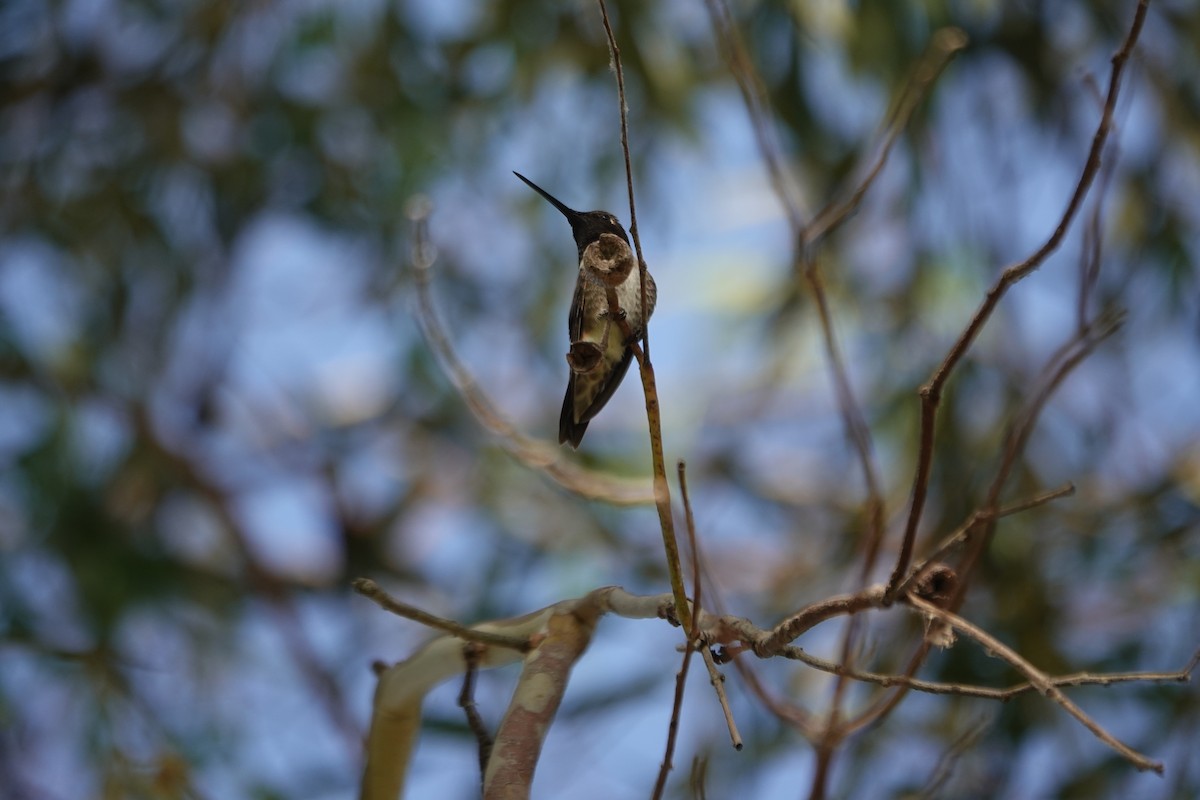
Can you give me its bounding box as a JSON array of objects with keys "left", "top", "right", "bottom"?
[{"left": 559, "top": 377, "right": 587, "bottom": 448}]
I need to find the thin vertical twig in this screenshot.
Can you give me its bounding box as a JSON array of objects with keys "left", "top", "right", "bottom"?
[
  {"left": 459, "top": 644, "right": 494, "bottom": 787},
  {"left": 596, "top": 0, "right": 650, "bottom": 362},
  {"left": 596, "top": 0, "right": 692, "bottom": 631},
  {"left": 652, "top": 461, "right": 703, "bottom": 799}
]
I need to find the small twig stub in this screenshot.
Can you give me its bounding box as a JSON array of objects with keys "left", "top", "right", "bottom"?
[{"left": 582, "top": 232, "right": 635, "bottom": 287}]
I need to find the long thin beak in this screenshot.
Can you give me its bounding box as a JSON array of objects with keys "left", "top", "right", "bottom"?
[{"left": 513, "top": 171, "right": 581, "bottom": 222}]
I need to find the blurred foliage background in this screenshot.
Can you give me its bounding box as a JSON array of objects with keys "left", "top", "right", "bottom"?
[{"left": 1, "top": 0, "right": 1198, "bottom": 797}]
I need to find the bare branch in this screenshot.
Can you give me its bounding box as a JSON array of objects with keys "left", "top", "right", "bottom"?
[
  {"left": 353, "top": 578, "right": 534, "bottom": 652},
  {"left": 485, "top": 606, "right": 601, "bottom": 798},
  {"left": 804, "top": 27, "right": 969, "bottom": 246},
  {"left": 459, "top": 644, "right": 494, "bottom": 787},
  {"left": 596, "top": 0, "right": 650, "bottom": 359},
  {"left": 778, "top": 643, "right": 1198, "bottom": 700},
  {"left": 703, "top": 647, "right": 743, "bottom": 750},
  {"left": 595, "top": 0, "right": 692, "bottom": 632},
  {"left": 897, "top": 482, "right": 1076, "bottom": 596},
  {"left": 905, "top": 595, "right": 1163, "bottom": 773},
  {"left": 652, "top": 460, "right": 704, "bottom": 799},
  {"left": 888, "top": 0, "right": 1150, "bottom": 596},
  {"left": 702, "top": 0, "right": 807, "bottom": 233}
]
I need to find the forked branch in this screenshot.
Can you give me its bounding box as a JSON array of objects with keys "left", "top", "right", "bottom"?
[{"left": 886, "top": 0, "right": 1151, "bottom": 597}]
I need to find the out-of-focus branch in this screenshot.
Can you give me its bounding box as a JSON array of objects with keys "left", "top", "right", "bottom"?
[
  {"left": 133, "top": 410, "right": 364, "bottom": 759},
  {"left": 702, "top": 0, "right": 807, "bottom": 233},
  {"left": 698, "top": 28, "right": 972, "bottom": 785},
  {"left": 1078, "top": 126, "right": 1119, "bottom": 332},
  {"left": 803, "top": 27, "right": 969, "bottom": 247},
  {"left": 653, "top": 461, "right": 701, "bottom": 800},
  {"left": 943, "top": 312, "right": 1124, "bottom": 607},
  {"left": 406, "top": 199, "right": 655, "bottom": 507},
  {"left": 705, "top": 2, "right": 964, "bottom": 577},
  {"left": 919, "top": 720, "right": 989, "bottom": 799}
]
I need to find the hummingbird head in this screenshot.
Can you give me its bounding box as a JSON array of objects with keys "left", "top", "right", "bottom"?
[{"left": 514, "top": 171, "right": 629, "bottom": 257}]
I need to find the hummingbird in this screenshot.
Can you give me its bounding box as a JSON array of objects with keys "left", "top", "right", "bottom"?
[{"left": 514, "top": 171, "right": 656, "bottom": 448}]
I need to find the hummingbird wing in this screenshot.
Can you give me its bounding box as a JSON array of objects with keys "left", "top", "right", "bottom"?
[
  {"left": 567, "top": 280, "right": 584, "bottom": 340},
  {"left": 561, "top": 281, "right": 588, "bottom": 447}
]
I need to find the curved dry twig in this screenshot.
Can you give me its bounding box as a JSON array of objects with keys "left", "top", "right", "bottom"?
[{"left": 804, "top": 27, "right": 969, "bottom": 246}]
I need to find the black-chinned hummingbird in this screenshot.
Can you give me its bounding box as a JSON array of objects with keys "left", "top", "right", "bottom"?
[{"left": 514, "top": 171, "right": 656, "bottom": 448}]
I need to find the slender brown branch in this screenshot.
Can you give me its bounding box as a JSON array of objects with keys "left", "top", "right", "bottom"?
[
  {"left": 353, "top": 578, "right": 534, "bottom": 652},
  {"left": 702, "top": 647, "right": 743, "bottom": 750},
  {"left": 652, "top": 634, "right": 695, "bottom": 800},
  {"left": 864, "top": 315, "right": 1122, "bottom": 730},
  {"left": 988, "top": 312, "right": 1123, "bottom": 511},
  {"left": 897, "top": 482, "right": 1076, "bottom": 596},
  {"left": 459, "top": 644, "right": 494, "bottom": 786},
  {"left": 757, "top": 586, "right": 889, "bottom": 655},
  {"left": 596, "top": 0, "right": 650, "bottom": 361},
  {"left": 652, "top": 461, "right": 703, "bottom": 800},
  {"left": 779, "top": 643, "right": 1198, "bottom": 700},
  {"left": 690, "top": 755, "right": 710, "bottom": 799},
  {"left": 906, "top": 595, "right": 1163, "bottom": 773},
  {"left": 950, "top": 311, "right": 1124, "bottom": 606},
  {"left": 679, "top": 460, "right": 702, "bottom": 627},
  {"left": 803, "top": 259, "right": 887, "bottom": 568},
  {"left": 804, "top": 27, "right": 969, "bottom": 246},
  {"left": 596, "top": 0, "right": 692, "bottom": 631},
  {"left": 1078, "top": 127, "right": 1119, "bottom": 332},
  {"left": 789, "top": 33, "right": 969, "bottom": 778},
  {"left": 678, "top": 461, "right": 742, "bottom": 752},
  {"left": 887, "top": 0, "right": 1150, "bottom": 598}
]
